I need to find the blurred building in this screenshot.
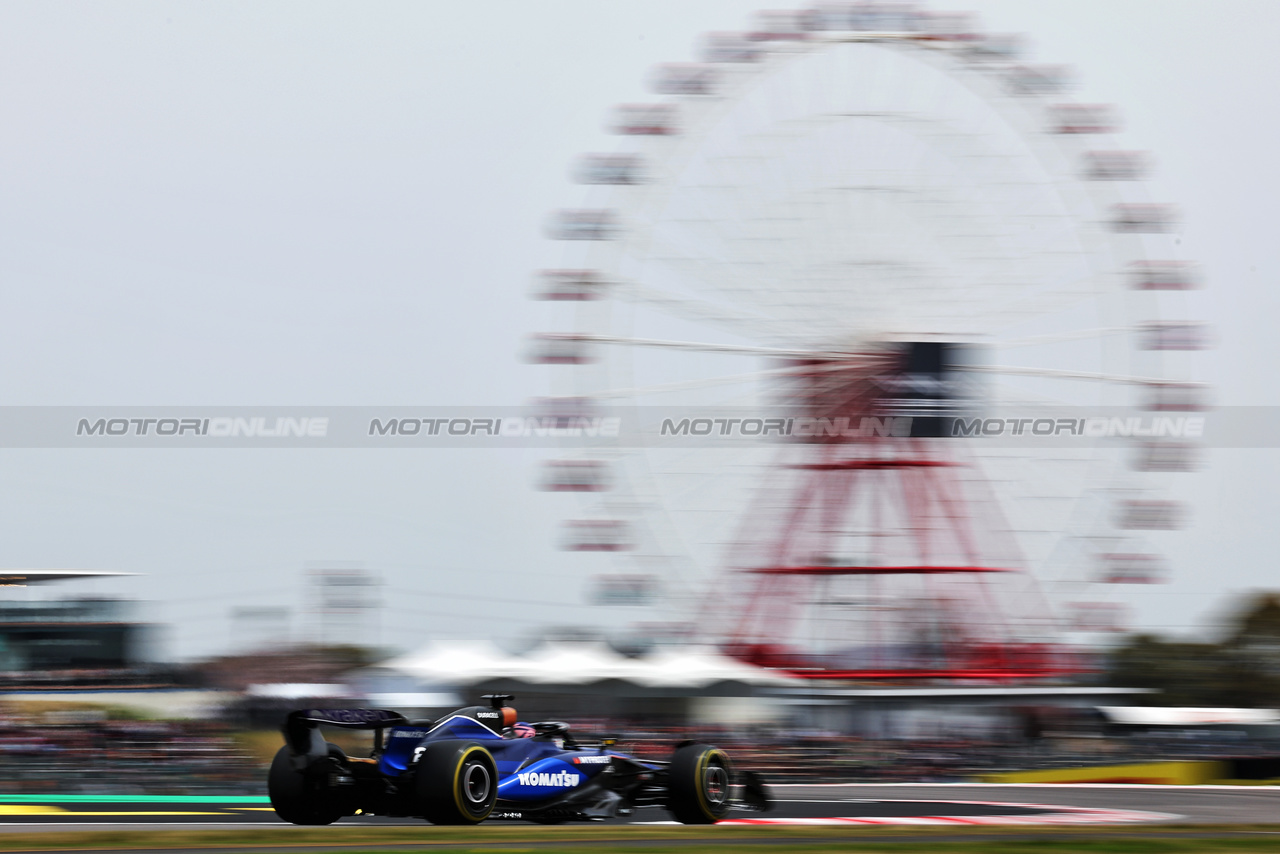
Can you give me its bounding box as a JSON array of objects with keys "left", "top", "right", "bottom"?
[
  {"left": 305, "top": 563, "right": 381, "bottom": 648},
  {"left": 0, "top": 570, "right": 153, "bottom": 688},
  {"left": 0, "top": 597, "right": 140, "bottom": 671}
]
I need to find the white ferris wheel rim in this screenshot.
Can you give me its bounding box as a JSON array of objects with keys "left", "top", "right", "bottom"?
[{"left": 534, "top": 16, "right": 1203, "bottom": 640}]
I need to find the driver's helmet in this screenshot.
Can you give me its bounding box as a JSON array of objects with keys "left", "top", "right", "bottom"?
[{"left": 505, "top": 722, "right": 535, "bottom": 739}]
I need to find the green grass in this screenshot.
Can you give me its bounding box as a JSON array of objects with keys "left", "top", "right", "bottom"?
[
  {"left": 0, "top": 796, "right": 270, "bottom": 805},
  {"left": 2, "top": 825, "right": 1280, "bottom": 853}
]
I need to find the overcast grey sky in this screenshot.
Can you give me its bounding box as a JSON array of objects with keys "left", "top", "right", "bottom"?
[{"left": 0, "top": 1, "right": 1276, "bottom": 660}]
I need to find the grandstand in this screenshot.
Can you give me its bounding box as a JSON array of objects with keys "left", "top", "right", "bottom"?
[{"left": 0, "top": 569, "right": 157, "bottom": 689}]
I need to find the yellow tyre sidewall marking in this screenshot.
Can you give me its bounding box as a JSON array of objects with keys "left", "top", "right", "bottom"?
[
  {"left": 453, "top": 745, "right": 495, "bottom": 822},
  {"left": 695, "top": 749, "right": 730, "bottom": 820}
]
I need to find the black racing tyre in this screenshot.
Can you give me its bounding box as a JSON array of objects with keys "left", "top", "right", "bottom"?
[
  {"left": 666, "top": 743, "right": 732, "bottom": 824},
  {"left": 414, "top": 740, "right": 498, "bottom": 825},
  {"left": 268, "top": 744, "right": 345, "bottom": 825}
]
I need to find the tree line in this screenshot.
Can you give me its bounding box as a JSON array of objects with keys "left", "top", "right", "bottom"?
[{"left": 1106, "top": 592, "right": 1280, "bottom": 707}]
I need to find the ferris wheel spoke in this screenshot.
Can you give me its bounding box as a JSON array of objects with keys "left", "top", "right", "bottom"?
[
  {"left": 984, "top": 274, "right": 1111, "bottom": 333},
  {"left": 633, "top": 116, "right": 1083, "bottom": 334},
  {"left": 612, "top": 278, "right": 777, "bottom": 338},
  {"left": 997, "top": 327, "right": 1130, "bottom": 349},
  {"left": 584, "top": 370, "right": 772, "bottom": 400},
  {"left": 573, "top": 333, "right": 874, "bottom": 360},
  {"left": 583, "top": 357, "right": 897, "bottom": 401},
  {"left": 968, "top": 364, "right": 1176, "bottom": 386},
  {"left": 985, "top": 379, "right": 1093, "bottom": 407}
]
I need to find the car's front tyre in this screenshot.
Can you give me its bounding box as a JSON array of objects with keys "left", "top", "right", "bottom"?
[{"left": 666, "top": 743, "right": 732, "bottom": 824}]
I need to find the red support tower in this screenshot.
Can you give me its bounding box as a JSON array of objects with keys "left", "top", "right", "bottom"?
[{"left": 709, "top": 346, "right": 1084, "bottom": 681}]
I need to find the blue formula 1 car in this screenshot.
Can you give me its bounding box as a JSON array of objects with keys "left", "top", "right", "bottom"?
[{"left": 268, "top": 694, "right": 770, "bottom": 825}]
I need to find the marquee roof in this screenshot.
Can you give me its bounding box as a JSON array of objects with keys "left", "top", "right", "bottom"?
[{"left": 376, "top": 641, "right": 798, "bottom": 689}]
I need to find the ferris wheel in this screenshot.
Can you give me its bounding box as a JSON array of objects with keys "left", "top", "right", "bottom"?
[{"left": 527, "top": 3, "right": 1208, "bottom": 679}]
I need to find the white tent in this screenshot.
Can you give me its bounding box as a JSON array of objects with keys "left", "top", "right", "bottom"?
[
  {"left": 246, "top": 683, "right": 354, "bottom": 699},
  {"left": 373, "top": 641, "right": 800, "bottom": 690},
  {"left": 1097, "top": 706, "right": 1280, "bottom": 726},
  {"left": 514, "top": 642, "right": 652, "bottom": 685},
  {"left": 376, "top": 640, "right": 521, "bottom": 684},
  {"left": 632, "top": 646, "right": 799, "bottom": 689}
]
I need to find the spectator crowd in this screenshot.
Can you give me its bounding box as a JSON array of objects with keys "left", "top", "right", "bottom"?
[
  {"left": 4, "top": 702, "right": 1277, "bottom": 795},
  {"left": 0, "top": 707, "right": 258, "bottom": 794}
]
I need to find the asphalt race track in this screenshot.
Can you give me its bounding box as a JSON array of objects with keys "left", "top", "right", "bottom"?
[{"left": 0, "top": 784, "right": 1276, "bottom": 831}]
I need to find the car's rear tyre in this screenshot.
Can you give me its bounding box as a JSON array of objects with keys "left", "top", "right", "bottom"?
[
  {"left": 667, "top": 743, "right": 732, "bottom": 824},
  {"left": 415, "top": 740, "right": 498, "bottom": 825},
  {"left": 268, "top": 744, "right": 345, "bottom": 825}
]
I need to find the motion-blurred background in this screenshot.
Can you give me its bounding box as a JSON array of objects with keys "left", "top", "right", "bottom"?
[{"left": 1, "top": 0, "right": 1279, "bottom": 794}]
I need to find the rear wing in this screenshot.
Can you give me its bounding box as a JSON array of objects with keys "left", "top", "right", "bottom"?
[{"left": 283, "top": 708, "right": 408, "bottom": 770}]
